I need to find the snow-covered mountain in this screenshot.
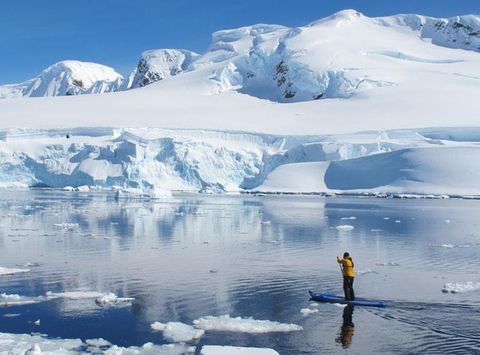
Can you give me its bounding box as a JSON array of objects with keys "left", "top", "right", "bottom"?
[
  {"left": 0, "top": 10, "right": 479, "bottom": 196},
  {"left": 0, "top": 60, "right": 123, "bottom": 98},
  {"left": 1, "top": 10, "right": 479, "bottom": 103},
  {"left": 126, "top": 49, "right": 199, "bottom": 89},
  {"left": 0, "top": 9, "right": 479, "bottom": 133}
]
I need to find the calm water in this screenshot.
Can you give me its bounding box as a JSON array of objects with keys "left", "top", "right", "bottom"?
[{"left": 0, "top": 191, "right": 479, "bottom": 354}]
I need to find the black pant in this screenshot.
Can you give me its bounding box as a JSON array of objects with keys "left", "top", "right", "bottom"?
[{"left": 343, "top": 276, "right": 355, "bottom": 300}]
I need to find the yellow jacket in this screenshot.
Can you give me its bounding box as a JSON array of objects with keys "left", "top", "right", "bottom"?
[{"left": 337, "top": 256, "right": 355, "bottom": 277}]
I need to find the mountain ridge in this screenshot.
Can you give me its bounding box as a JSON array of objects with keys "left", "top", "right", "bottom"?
[{"left": 1, "top": 9, "right": 479, "bottom": 101}]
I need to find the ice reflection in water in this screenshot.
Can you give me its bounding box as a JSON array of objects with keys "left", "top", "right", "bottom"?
[{"left": 0, "top": 191, "right": 479, "bottom": 353}]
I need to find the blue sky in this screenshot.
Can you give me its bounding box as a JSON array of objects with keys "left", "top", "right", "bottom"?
[{"left": 1, "top": 0, "right": 478, "bottom": 83}]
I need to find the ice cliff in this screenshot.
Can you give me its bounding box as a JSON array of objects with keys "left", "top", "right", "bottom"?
[{"left": 1, "top": 127, "right": 479, "bottom": 197}]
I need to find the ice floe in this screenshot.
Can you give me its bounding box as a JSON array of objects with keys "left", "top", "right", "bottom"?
[
  {"left": 336, "top": 225, "right": 354, "bottom": 231},
  {"left": 440, "top": 244, "right": 456, "bottom": 249},
  {"left": 201, "top": 345, "right": 279, "bottom": 355},
  {"left": 441, "top": 281, "right": 480, "bottom": 294},
  {"left": 46, "top": 291, "right": 106, "bottom": 300},
  {"left": 0, "top": 293, "right": 45, "bottom": 306},
  {"left": 300, "top": 308, "right": 319, "bottom": 316},
  {"left": 0, "top": 331, "right": 188, "bottom": 354},
  {"left": 0, "top": 266, "right": 30, "bottom": 276},
  {"left": 341, "top": 216, "right": 357, "bottom": 220},
  {"left": 94, "top": 293, "right": 135, "bottom": 308},
  {"left": 193, "top": 315, "right": 303, "bottom": 333},
  {"left": 151, "top": 321, "right": 205, "bottom": 343},
  {"left": 53, "top": 223, "right": 79, "bottom": 230}
]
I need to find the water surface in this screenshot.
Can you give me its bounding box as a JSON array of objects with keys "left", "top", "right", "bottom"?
[{"left": 0, "top": 191, "right": 479, "bottom": 354}]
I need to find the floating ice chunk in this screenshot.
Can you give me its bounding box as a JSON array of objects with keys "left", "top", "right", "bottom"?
[
  {"left": 76, "top": 185, "right": 90, "bottom": 192},
  {"left": 193, "top": 315, "right": 303, "bottom": 333},
  {"left": 395, "top": 220, "right": 401, "bottom": 223},
  {"left": 300, "top": 308, "right": 318, "bottom": 316},
  {"left": 201, "top": 345, "right": 280, "bottom": 355},
  {"left": 85, "top": 338, "right": 112, "bottom": 347},
  {"left": 0, "top": 332, "right": 83, "bottom": 354},
  {"left": 46, "top": 291, "right": 105, "bottom": 300},
  {"left": 336, "top": 225, "right": 354, "bottom": 231},
  {"left": 383, "top": 217, "right": 390, "bottom": 220},
  {"left": 370, "top": 229, "right": 382, "bottom": 232},
  {"left": 115, "top": 187, "right": 172, "bottom": 200},
  {"left": 34, "top": 319, "right": 40, "bottom": 326},
  {"left": 0, "top": 293, "right": 44, "bottom": 306},
  {"left": 445, "top": 219, "right": 451, "bottom": 224},
  {"left": 440, "top": 244, "right": 456, "bottom": 249},
  {"left": 104, "top": 342, "right": 188, "bottom": 354},
  {"left": 442, "top": 281, "right": 480, "bottom": 294},
  {"left": 95, "top": 293, "right": 135, "bottom": 308},
  {"left": 261, "top": 220, "right": 271, "bottom": 225},
  {"left": 17, "top": 262, "right": 41, "bottom": 268},
  {"left": 0, "top": 331, "right": 187, "bottom": 354},
  {"left": 0, "top": 266, "right": 30, "bottom": 276},
  {"left": 341, "top": 216, "right": 357, "bottom": 220},
  {"left": 53, "top": 223, "right": 79, "bottom": 230},
  {"left": 151, "top": 321, "right": 204, "bottom": 343},
  {"left": 63, "top": 186, "right": 75, "bottom": 191},
  {"left": 376, "top": 262, "right": 400, "bottom": 266},
  {"left": 3, "top": 313, "right": 21, "bottom": 317}
]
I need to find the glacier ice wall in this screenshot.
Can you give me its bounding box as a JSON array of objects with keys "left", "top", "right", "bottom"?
[{"left": 0, "top": 127, "right": 472, "bottom": 194}]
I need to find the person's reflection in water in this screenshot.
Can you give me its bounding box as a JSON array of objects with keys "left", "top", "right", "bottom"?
[{"left": 336, "top": 305, "right": 355, "bottom": 349}]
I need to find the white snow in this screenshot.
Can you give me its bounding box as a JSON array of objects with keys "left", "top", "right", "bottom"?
[
  {"left": 201, "top": 345, "right": 279, "bottom": 355},
  {"left": 192, "top": 315, "right": 303, "bottom": 333},
  {"left": 336, "top": 225, "right": 354, "bottom": 231},
  {"left": 442, "top": 281, "right": 480, "bottom": 293},
  {"left": 150, "top": 321, "right": 205, "bottom": 343},
  {"left": 0, "top": 11, "right": 479, "bottom": 135},
  {"left": 0, "top": 266, "right": 30, "bottom": 276},
  {"left": 0, "top": 60, "right": 122, "bottom": 99}
]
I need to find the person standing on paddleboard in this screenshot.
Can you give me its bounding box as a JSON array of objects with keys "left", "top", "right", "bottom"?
[{"left": 337, "top": 252, "right": 355, "bottom": 301}]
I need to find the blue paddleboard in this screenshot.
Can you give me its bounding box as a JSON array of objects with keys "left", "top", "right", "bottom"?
[{"left": 309, "top": 290, "right": 387, "bottom": 308}]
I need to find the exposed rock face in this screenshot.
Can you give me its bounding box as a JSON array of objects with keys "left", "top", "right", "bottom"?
[{"left": 126, "top": 49, "right": 200, "bottom": 89}]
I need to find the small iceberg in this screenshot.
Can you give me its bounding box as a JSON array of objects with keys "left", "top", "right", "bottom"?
[
  {"left": 151, "top": 321, "right": 204, "bottom": 343},
  {"left": 0, "top": 266, "right": 30, "bottom": 276},
  {"left": 193, "top": 314, "right": 303, "bottom": 333},
  {"left": 300, "top": 308, "right": 318, "bottom": 316},
  {"left": 442, "top": 281, "right": 480, "bottom": 294},
  {"left": 336, "top": 225, "right": 354, "bottom": 231}
]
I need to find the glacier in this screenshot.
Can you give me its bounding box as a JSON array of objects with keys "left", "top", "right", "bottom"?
[{"left": 1, "top": 126, "right": 479, "bottom": 197}]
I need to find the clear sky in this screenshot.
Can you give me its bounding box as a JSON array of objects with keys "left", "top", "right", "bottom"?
[{"left": 1, "top": 0, "right": 478, "bottom": 84}]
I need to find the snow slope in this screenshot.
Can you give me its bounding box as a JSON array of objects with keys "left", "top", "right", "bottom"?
[
  {"left": 0, "top": 61, "right": 123, "bottom": 98},
  {"left": 0, "top": 10, "right": 479, "bottom": 134}
]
